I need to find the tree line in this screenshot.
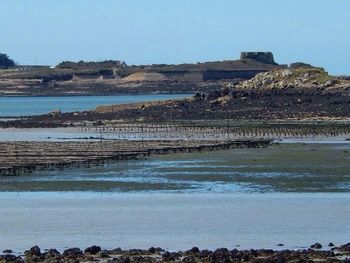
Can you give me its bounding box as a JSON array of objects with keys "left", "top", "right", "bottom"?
[{"left": 0, "top": 53, "right": 15, "bottom": 68}]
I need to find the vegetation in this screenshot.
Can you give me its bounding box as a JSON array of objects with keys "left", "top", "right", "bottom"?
[
  {"left": 55, "top": 57, "right": 280, "bottom": 79},
  {"left": 3, "top": 69, "right": 73, "bottom": 82},
  {"left": 56, "top": 60, "right": 126, "bottom": 70},
  {"left": 281, "top": 67, "right": 337, "bottom": 85},
  {"left": 0, "top": 53, "right": 15, "bottom": 68}
]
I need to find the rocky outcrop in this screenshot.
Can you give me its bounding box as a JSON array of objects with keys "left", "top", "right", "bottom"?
[
  {"left": 228, "top": 67, "right": 350, "bottom": 95},
  {"left": 240, "top": 52, "right": 277, "bottom": 65},
  {"left": 290, "top": 62, "right": 315, "bottom": 69},
  {"left": 1, "top": 244, "right": 350, "bottom": 263}
]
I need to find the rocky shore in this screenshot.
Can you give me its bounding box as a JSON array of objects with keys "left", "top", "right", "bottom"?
[
  {"left": 1, "top": 66, "right": 349, "bottom": 129},
  {"left": 2, "top": 243, "right": 350, "bottom": 263}
]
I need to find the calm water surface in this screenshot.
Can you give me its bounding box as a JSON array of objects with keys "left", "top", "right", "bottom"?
[
  {"left": 0, "top": 94, "right": 191, "bottom": 116},
  {"left": 1, "top": 192, "right": 350, "bottom": 252}
]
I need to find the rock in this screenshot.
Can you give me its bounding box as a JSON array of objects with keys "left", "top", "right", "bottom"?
[
  {"left": 290, "top": 62, "right": 315, "bottom": 69},
  {"left": 0, "top": 254, "right": 23, "bottom": 263},
  {"left": 324, "top": 79, "right": 337, "bottom": 87},
  {"left": 84, "top": 245, "right": 101, "bottom": 255},
  {"left": 187, "top": 247, "right": 200, "bottom": 254},
  {"left": 41, "top": 249, "right": 62, "bottom": 262},
  {"left": 161, "top": 251, "right": 179, "bottom": 261},
  {"left": 329, "top": 242, "right": 335, "bottom": 247},
  {"left": 311, "top": 243, "right": 323, "bottom": 249},
  {"left": 161, "top": 251, "right": 171, "bottom": 260},
  {"left": 154, "top": 247, "right": 164, "bottom": 253},
  {"left": 198, "top": 249, "right": 211, "bottom": 258},
  {"left": 281, "top": 70, "right": 292, "bottom": 78},
  {"left": 29, "top": 245, "right": 41, "bottom": 257},
  {"left": 337, "top": 243, "right": 350, "bottom": 253},
  {"left": 2, "top": 249, "right": 13, "bottom": 254},
  {"left": 147, "top": 247, "right": 156, "bottom": 254},
  {"left": 277, "top": 244, "right": 284, "bottom": 247},
  {"left": 110, "top": 247, "right": 123, "bottom": 255},
  {"left": 62, "top": 247, "right": 83, "bottom": 258},
  {"left": 48, "top": 109, "right": 61, "bottom": 118},
  {"left": 127, "top": 249, "right": 143, "bottom": 256},
  {"left": 182, "top": 256, "right": 196, "bottom": 263},
  {"left": 117, "top": 256, "right": 130, "bottom": 263},
  {"left": 97, "top": 250, "right": 110, "bottom": 258}
]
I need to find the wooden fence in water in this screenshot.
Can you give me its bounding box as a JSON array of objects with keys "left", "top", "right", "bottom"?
[
  {"left": 79, "top": 122, "right": 350, "bottom": 140},
  {"left": 0, "top": 139, "right": 271, "bottom": 176}
]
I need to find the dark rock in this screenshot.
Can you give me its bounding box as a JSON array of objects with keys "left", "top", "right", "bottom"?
[
  {"left": 0, "top": 254, "right": 24, "bottom": 263},
  {"left": 131, "top": 256, "right": 156, "bottom": 263},
  {"left": 209, "top": 248, "right": 231, "bottom": 263},
  {"left": 277, "top": 243, "right": 284, "bottom": 247},
  {"left": 182, "top": 256, "right": 196, "bottom": 263},
  {"left": 2, "top": 249, "right": 13, "bottom": 254},
  {"left": 154, "top": 247, "right": 164, "bottom": 253},
  {"left": 97, "top": 250, "right": 110, "bottom": 258},
  {"left": 147, "top": 247, "right": 156, "bottom": 254},
  {"left": 118, "top": 256, "right": 130, "bottom": 263},
  {"left": 162, "top": 251, "right": 178, "bottom": 261},
  {"left": 187, "top": 247, "right": 200, "bottom": 254},
  {"left": 62, "top": 247, "right": 83, "bottom": 258},
  {"left": 127, "top": 249, "right": 143, "bottom": 256},
  {"left": 41, "top": 249, "right": 62, "bottom": 263},
  {"left": 110, "top": 247, "right": 124, "bottom": 255},
  {"left": 84, "top": 255, "right": 95, "bottom": 261},
  {"left": 311, "top": 243, "right": 323, "bottom": 249},
  {"left": 47, "top": 248, "right": 60, "bottom": 255},
  {"left": 338, "top": 243, "right": 350, "bottom": 253},
  {"left": 329, "top": 242, "right": 335, "bottom": 247},
  {"left": 198, "top": 249, "right": 211, "bottom": 258},
  {"left": 29, "top": 246, "right": 41, "bottom": 257},
  {"left": 84, "top": 245, "right": 101, "bottom": 255}
]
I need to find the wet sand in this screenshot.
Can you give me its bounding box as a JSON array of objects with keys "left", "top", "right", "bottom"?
[{"left": 1, "top": 192, "right": 350, "bottom": 253}]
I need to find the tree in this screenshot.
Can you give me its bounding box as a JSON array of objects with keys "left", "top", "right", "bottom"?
[{"left": 0, "top": 53, "right": 15, "bottom": 68}]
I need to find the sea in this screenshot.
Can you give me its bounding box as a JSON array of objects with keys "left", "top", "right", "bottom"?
[
  {"left": 0, "top": 95, "right": 349, "bottom": 253},
  {"left": 0, "top": 94, "right": 191, "bottom": 117}
]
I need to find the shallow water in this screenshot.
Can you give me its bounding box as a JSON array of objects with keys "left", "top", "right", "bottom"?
[
  {"left": 0, "top": 94, "right": 191, "bottom": 116},
  {"left": 0, "top": 192, "right": 349, "bottom": 253},
  {"left": 1, "top": 143, "right": 349, "bottom": 252},
  {"left": 1, "top": 143, "right": 349, "bottom": 193}
]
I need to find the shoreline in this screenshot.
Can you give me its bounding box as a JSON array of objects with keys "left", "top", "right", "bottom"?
[{"left": 1, "top": 244, "right": 350, "bottom": 262}]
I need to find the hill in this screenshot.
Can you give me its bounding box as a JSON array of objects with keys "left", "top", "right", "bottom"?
[{"left": 0, "top": 52, "right": 282, "bottom": 96}]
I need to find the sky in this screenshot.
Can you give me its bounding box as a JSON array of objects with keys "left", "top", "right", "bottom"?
[{"left": 1, "top": 0, "right": 349, "bottom": 74}]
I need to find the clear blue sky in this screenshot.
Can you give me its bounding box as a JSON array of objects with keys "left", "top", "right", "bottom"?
[{"left": 1, "top": 0, "right": 349, "bottom": 74}]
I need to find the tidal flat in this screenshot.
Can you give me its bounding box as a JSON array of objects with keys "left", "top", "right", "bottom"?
[
  {"left": 0, "top": 143, "right": 349, "bottom": 193},
  {"left": 0, "top": 142, "right": 349, "bottom": 255}
]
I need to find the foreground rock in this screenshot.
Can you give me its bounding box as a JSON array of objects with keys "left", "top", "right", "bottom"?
[{"left": 1, "top": 244, "right": 350, "bottom": 263}]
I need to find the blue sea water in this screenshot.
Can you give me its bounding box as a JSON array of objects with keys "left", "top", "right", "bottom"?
[{"left": 0, "top": 94, "right": 191, "bottom": 116}]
